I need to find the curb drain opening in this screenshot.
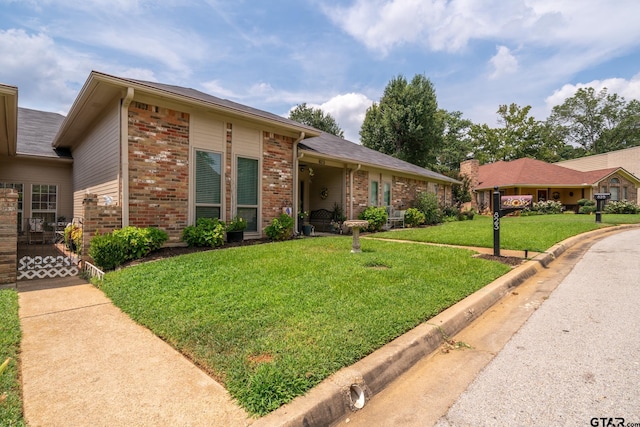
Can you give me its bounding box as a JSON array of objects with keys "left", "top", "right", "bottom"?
[{"left": 349, "top": 384, "right": 366, "bottom": 409}]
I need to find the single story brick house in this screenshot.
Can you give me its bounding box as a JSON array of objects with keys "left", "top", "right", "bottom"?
[
  {"left": 556, "top": 146, "right": 640, "bottom": 201},
  {"left": 2, "top": 71, "right": 459, "bottom": 248},
  {"left": 461, "top": 158, "right": 640, "bottom": 213}
]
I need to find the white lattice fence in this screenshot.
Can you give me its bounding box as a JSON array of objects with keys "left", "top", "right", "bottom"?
[{"left": 18, "top": 255, "right": 79, "bottom": 280}]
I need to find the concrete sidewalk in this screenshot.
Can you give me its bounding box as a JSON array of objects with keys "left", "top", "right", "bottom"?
[{"left": 19, "top": 277, "right": 251, "bottom": 427}]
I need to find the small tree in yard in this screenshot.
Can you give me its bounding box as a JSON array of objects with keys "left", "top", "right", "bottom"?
[{"left": 452, "top": 174, "right": 472, "bottom": 209}]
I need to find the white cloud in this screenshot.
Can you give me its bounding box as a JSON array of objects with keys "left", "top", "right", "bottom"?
[
  {"left": 545, "top": 73, "right": 640, "bottom": 111},
  {"left": 201, "top": 80, "right": 244, "bottom": 99},
  {"left": 489, "top": 46, "right": 518, "bottom": 79},
  {"left": 311, "top": 93, "right": 374, "bottom": 143}
]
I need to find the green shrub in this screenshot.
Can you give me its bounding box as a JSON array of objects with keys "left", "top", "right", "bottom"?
[
  {"left": 531, "top": 200, "right": 563, "bottom": 214},
  {"left": 604, "top": 200, "right": 640, "bottom": 214},
  {"left": 64, "top": 223, "right": 83, "bottom": 254},
  {"left": 358, "top": 206, "right": 388, "bottom": 232},
  {"left": 577, "top": 198, "right": 589, "bottom": 206},
  {"left": 461, "top": 208, "right": 475, "bottom": 220},
  {"left": 182, "top": 218, "right": 225, "bottom": 248},
  {"left": 415, "top": 192, "right": 443, "bottom": 225},
  {"left": 579, "top": 205, "right": 597, "bottom": 214},
  {"left": 89, "top": 232, "right": 128, "bottom": 271},
  {"left": 442, "top": 205, "right": 461, "bottom": 221},
  {"left": 404, "top": 207, "right": 425, "bottom": 227},
  {"left": 89, "top": 226, "right": 168, "bottom": 271},
  {"left": 265, "top": 213, "right": 294, "bottom": 241}
]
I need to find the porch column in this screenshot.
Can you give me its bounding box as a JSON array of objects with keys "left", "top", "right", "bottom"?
[{"left": 0, "top": 189, "right": 18, "bottom": 289}]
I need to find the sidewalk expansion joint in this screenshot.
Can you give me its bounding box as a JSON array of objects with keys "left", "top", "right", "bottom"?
[{"left": 21, "top": 302, "right": 112, "bottom": 319}]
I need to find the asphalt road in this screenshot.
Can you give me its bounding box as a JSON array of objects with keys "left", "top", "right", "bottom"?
[
  {"left": 334, "top": 228, "right": 640, "bottom": 427},
  {"left": 436, "top": 228, "right": 640, "bottom": 426}
]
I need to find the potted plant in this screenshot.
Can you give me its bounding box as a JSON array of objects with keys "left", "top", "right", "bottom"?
[
  {"left": 226, "top": 216, "right": 247, "bottom": 243},
  {"left": 297, "top": 211, "right": 308, "bottom": 233}
]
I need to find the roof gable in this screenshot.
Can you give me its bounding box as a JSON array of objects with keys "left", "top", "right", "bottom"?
[
  {"left": 477, "top": 157, "right": 638, "bottom": 189},
  {"left": 17, "top": 107, "right": 69, "bottom": 158}
]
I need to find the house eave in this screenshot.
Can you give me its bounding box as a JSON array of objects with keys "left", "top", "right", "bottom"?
[{"left": 0, "top": 83, "right": 18, "bottom": 157}]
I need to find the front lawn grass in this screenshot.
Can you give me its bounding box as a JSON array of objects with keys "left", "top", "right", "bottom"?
[
  {"left": 375, "top": 214, "right": 640, "bottom": 252},
  {"left": 99, "top": 237, "right": 510, "bottom": 416},
  {"left": 0, "top": 290, "right": 25, "bottom": 427}
]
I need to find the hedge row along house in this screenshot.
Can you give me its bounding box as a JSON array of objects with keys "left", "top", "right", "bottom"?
[
  {"left": 461, "top": 157, "right": 640, "bottom": 213},
  {"left": 1, "top": 71, "right": 459, "bottom": 284}
]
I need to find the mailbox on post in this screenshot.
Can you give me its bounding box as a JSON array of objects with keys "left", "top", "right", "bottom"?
[
  {"left": 593, "top": 193, "right": 610, "bottom": 223},
  {"left": 493, "top": 187, "right": 533, "bottom": 256}
]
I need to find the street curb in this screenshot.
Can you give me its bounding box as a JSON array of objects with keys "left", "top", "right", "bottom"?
[{"left": 253, "top": 224, "right": 640, "bottom": 427}]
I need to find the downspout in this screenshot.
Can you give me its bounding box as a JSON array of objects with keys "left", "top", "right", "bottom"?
[
  {"left": 293, "top": 132, "right": 305, "bottom": 231},
  {"left": 350, "top": 164, "right": 362, "bottom": 219},
  {"left": 121, "top": 87, "right": 134, "bottom": 227}
]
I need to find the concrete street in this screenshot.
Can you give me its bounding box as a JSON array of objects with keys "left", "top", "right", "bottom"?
[{"left": 334, "top": 228, "right": 640, "bottom": 426}]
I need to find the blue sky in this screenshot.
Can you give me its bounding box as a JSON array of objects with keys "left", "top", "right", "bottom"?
[{"left": 2, "top": 0, "right": 640, "bottom": 143}]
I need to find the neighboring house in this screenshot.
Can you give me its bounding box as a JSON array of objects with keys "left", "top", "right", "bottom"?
[
  {"left": 461, "top": 158, "right": 640, "bottom": 213},
  {"left": 0, "top": 83, "right": 72, "bottom": 235},
  {"left": 556, "top": 146, "right": 640, "bottom": 201},
  {"left": 2, "top": 71, "right": 459, "bottom": 249}
]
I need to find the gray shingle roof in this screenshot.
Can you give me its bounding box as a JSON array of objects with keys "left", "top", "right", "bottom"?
[
  {"left": 17, "top": 108, "right": 70, "bottom": 158},
  {"left": 300, "top": 132, "right": 460, "bottom": 184},
  {"left": 126, "top": 77, "right": 320, "bottom": 135}
]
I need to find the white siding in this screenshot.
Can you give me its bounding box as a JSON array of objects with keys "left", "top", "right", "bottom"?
[
  {"left": 71, "top": 103, "right": 120, "bottom": 217},
  {"left": 190, "top": 111, "right": 225, "bottom": 152},
  {"left": 234, "top": 125, "right": 261, "bottom": 157}
]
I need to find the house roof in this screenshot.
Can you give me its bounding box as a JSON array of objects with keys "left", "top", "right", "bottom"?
[
  {"left": 301, "top": 132, "right": 460, "bottom": 184},
  {"left": 0, "top": 83, "right": 18, "bottom": 157},
  {"left": 53, "top": 71, "right": 321, "bottom": 149},
  {"left": 476, "top": 157, "right": 638, "bottom": 189},
  {"left": 17, "top": 107, "right": 70, "bottom": 159}
]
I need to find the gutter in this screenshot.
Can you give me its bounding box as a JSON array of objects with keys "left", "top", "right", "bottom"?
[
  {"left": 120, "top": 87, "right": 134, "bottom": 227},
  {"left": 293, "top": 132, "right": 306, "bottom": 230}
]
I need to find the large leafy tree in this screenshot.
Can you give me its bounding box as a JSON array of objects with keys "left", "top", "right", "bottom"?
[
  {"left": 433, "top": 109, "right": 473, "bottom": 175},
  {"left": 360, "top": 74, "right": 443, "bottom": 168},
  {"left": 547, "top": 87, "right": 640, "bottom": 154},
  {"left": 469, "top": 103, "right": 570, "bottom": 164},
  {"left": 288, "top": 103, "right": 344, "bottom": 138}
]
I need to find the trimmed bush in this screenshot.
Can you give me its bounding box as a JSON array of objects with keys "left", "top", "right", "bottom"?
[
  {"left": 182, "top": 218, "right": 225, "bottom": 248},
  {"left": 64, "top": 223, "right": 83, "bottom": 254},
  {"left": 89, "top": 226, "right": 168, "bottom": 271},
  {"left": 89, "top": 232, "right": 128, "bottom": 271},
  {"left": 604, "top": 200, "right": 640, "bottom": 214},
  {"left": 404, "top": 208, "right": 425, "bottom": 227},
  {"left": 579, "top": 205, "right": 597, "bottom": 214},
  {"left": 531, "top": 200, "right": 563, "bottom": 214},
  {"left": 358, "top": 206, "right": 388, "bottom": 232},
  {"left": 265, "top": 213, "right": 294, "bottom": 241},
  {"left": 415, "top": 192, "right": 443, "bottom": 225}
]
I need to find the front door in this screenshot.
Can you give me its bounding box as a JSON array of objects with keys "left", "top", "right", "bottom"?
[{"left": 537, "top": 190, "right": 547, "bottom": 202}]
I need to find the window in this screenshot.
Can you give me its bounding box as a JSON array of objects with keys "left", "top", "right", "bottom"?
[
  {"left": 237, "top": 157, "right": 259, "bottom": 232},
  {"left": 623, "top": 186, "right": 628, "bottom": 200},
  {"left": 31, "top": 184, "right": 57, "bottom": 225},
  {"left": 370, "top": 180, "right": 379, "bottom": 206},
  {"left": 383, "top": 182, "right": 391, "bottom": 207},
  {"left": 195, "top": 150, "right": 222, "bottom": 220},
  {"left": 610, "top": 186, "right": 619, "bottom": 201},
  {"left": 1, "top": 182, "right": 23, "bottom": 232}
]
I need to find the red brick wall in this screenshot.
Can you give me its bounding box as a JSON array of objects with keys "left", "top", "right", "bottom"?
[
  {"left": 0, "top": 189, "right": 18, "bottom": 288},
  {"left": 262, "top": 132, "right": 295, "bottom": 225},
  {"left": 393, "top": 177, "right": 428, "bottom": 208},
  {"left": 352, "top": 170, "right": 369, "bottom": 218},
  {"left": 127, "top": 102, "right": 190, "bottom": 244},
  {"left": 82, "top": 194, "right": 122, "bottom": 261}
]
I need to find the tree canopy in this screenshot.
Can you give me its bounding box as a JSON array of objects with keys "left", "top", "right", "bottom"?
[
  {"left": 360, "top": 74, "right": 443, "bottom": 168},
  {"left": 288, "top": 103, "right": 344, "bottom": 138},
  {"left": 547, "top": 87, "right": 640, "bottom": 154}
]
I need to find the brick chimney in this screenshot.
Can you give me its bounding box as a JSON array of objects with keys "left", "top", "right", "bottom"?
[{"left": 460, "top": 159, "right": 480, "bottom": 209}]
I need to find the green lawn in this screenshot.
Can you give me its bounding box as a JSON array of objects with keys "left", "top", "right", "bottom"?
[
  {"left": 0, "top": 290, "right": 25, "bottom": 427},
  {"left": 99, "top": 237, "right": 510, "bottom": 415},
  {"left": 374, "top": 214, "right": 640, "bottom": 252}
]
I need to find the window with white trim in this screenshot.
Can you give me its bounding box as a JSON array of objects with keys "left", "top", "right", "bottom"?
[
  {"left": 370, "top": 180, "right": 379, "bottom": 206},
  {"left": 1, "top": 182, "right": 23, "bottom": 232},
  {"left": 195, "top": 150, "right": 222, "bottom": 220},
  {"left": 383, "top": 182, "right": 391, "bottom": 207},
  {"left": 237, "top": 157, "right": 259, "bottom": 232},
  {"left": 31, "top": 184, "right": 57, "bottom": 225}
]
